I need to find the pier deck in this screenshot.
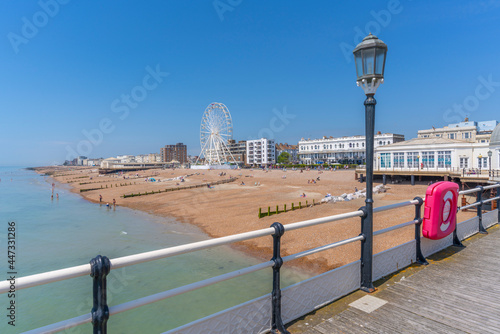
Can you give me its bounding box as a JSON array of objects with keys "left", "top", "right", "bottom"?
[{"left": 289, "top": 225, "right": 500, "bottom": 333}]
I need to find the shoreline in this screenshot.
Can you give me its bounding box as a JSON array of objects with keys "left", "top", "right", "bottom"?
[{"left": 34, "top": 166, "right": 477, "bottom": 275}]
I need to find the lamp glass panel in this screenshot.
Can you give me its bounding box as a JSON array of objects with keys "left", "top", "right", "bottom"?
[
  {"left": 363, "top": 48, "right": 375, "bottom": 76},
  {"left": 375, "top": 48, "right": 386, "bottom": 75},
  {"left": 354, "top": 52, "right": 363, "bottom": 78}
]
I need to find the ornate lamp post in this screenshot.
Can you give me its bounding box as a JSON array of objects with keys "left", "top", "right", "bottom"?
[
  {"left": 353, "top": 33, "right": 387, "bottom": 292},
  {"left": 488, "top": 150, "right": 492, "bottom": 176}
]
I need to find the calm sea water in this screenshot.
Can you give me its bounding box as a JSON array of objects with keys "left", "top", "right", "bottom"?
[{"left": 0, "top": 167, "right": 310, "bottom": 333}]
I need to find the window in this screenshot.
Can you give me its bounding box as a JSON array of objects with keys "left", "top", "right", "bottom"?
[
  {"left": 380, "top": 153, "right": 391, "bottom": 168},
  {"left": 463, "top": 132, "right": 470, "bottom": 139},
  {"left": 362, "top": 142, "right": 365, "bottom": 147},
  {"left": 422, "top": 151, "right": 435, "bottom": 168},
  {"left": 460, "top": 157, "right": 468, "bottom": 169},
  {"left": 393, "top": 153, "right": 405, "bottom": 168},
  {"left": 449, "top": 133, "right": 455, "bottom": 139},
  {"left": 437, "top": 151, "right": 451, "bottom": 168},
  {"left": 379, "top": 141, "right": 382, "bottom": 145},
  {"left": 407, "top": 152, "right": 418, "bottom": 168},
  {"left": 357, "top": 143, "right": 359, "bottom": 147},
  {"left": 478, "top": 157, "right": 488, "bottom": 169}
]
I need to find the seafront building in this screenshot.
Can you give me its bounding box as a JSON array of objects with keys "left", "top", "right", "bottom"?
[
  {"left": 276, "top": 143, "right": 299, "bottom": 163},
  {"left": 371, "top": 121, "right": 500, "bottom": 182},
  {"left": 417, "top": 119, "right": 498, "bottom": 143},
  {"left": 161, "top": 143, "right": 188, "bottom": 164},
  {"left": 227, "top": 139, "right": 247, "bottom": 165},
  {"left": 247, "top": 138, "right": 276, "bottom": 165},
  {"left": 298, "top": 133, "right": 404, "bottom": 165},
  {"left": 135, "top": 153, "right": 162, "bottom": 163}
]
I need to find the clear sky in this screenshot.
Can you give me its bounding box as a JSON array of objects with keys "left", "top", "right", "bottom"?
[{"left": 1, "top": 0, "right": 500, "bottom": 166}]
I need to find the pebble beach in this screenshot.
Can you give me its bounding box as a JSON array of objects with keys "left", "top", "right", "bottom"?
[{"left": 37, "top": 166, "right": 476, "bottom": 275}]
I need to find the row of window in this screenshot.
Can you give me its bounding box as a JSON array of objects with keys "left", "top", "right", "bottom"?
[
  {"left": 421, "top": 132, "right": 472, "bottom": 139},
  {"left": 300, "top": 140, "right": 395, "bottom": 151},
  {"left": 380, "top": 151, "right": 452, "bottom": 168},
  {"left": 301, "top": 152, "right": 365, "bottom": 159}
]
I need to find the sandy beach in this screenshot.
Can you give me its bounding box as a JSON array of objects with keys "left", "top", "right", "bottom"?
[{"left": 37, "top": 166, "right": 476, "bottom": 274}]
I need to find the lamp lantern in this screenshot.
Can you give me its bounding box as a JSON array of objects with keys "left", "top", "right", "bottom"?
[{"left": 353, "top": 33, "right": 388, "bottom": 95}]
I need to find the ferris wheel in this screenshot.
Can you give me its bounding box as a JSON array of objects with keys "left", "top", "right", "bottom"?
[{"left": 197, "top": 102, "right": 236, "bottom": 165}]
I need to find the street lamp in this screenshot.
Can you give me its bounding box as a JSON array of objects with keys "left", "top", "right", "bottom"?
[
  {"left": 353, "top": 33, "right": 387, "bottom": 292},
  {"left": 488, "top": 150, "right": 492, "bottom": 176},
  {"left": 479, "top": 154, "right": 483, "bottom": 174}
]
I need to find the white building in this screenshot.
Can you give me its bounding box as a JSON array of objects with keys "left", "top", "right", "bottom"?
[
  {"left": 418, "top": 119, "right": 498, "bottom": 143},
  {"left": 247, "top": 138, "right": 276, "bottom": 165},
  {"left": 117, "top": 155, "right": 136, "bottom": 163},
  {"left": 298, "top": 133, "right": 404, "bottom": 165},
  {"left": 375, "top": 136, "right": 499, "bottom": 174}
]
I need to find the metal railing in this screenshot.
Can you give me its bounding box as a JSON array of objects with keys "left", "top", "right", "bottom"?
[
  {"left": 1, "top": 183, "right": 499, "bottom": 334},
  {"left": 356, "top": 165, "right": 500, "bottom": 177}
]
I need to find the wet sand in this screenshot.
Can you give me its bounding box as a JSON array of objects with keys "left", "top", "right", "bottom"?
[{"left": 36, "top": 166, "right": 476, "bottom": 274}]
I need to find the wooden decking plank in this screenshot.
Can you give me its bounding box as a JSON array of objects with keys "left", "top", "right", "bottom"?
[
  {"left": 397, "top": 281, "right": 500, "bottom": 314},
  {"left": 336, "top": 308, "right": 395, "bottom": 334},
  {"left": 384, "top": 286, "right": 493, "bottom": 334},
  {"left": 343, "top": 305, "right": 450, "bottom": 334},
  {"left": 315, "top": 316, "right": 372, "bottom": 334},
  {"left": 427, "top": 261, "right": 500, "bottom": 280},
  {"left": 371, "top": 303, "right": 467, "bottom": 334},
  {"left": 390, "top": 282, "right": 500, "bottom": 327},
  {"left": 395, "top": 277, "right": 500, "bottom": 312},
  {"left": 384, "top": 285, "right": 499, "bottom": 334}
]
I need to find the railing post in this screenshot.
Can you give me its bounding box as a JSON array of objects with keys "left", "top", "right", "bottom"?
[
  {"left": 413, "top": 197, "right": 428, "bottom": 265},
  {"left": 90, "top": 255, "right": 111, "bottom": 334},
  {"left": 476, "top": 185, "right": 487, "bottom": 234},
  {"left": 359, "top": 206, "right": 375, "bottom": 292},
  {"left": 270, "top": 222, "right": 289, "bottom": 334}
]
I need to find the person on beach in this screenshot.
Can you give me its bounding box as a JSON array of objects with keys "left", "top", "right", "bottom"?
[
  {"left": 99, "top": 194, "right": 102, "bottom": 203},
  {"left": 56, "top": 193, "right": 59, "bottom": 200},
  {"left": 113, "top": 198, "right": 116, "bottom": 207}
]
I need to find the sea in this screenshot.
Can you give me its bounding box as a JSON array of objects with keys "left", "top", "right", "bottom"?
[{"left": 0, "top": 166, "right": 311, "bottom": 333}]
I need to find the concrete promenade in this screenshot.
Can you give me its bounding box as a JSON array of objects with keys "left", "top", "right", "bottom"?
[{"left": 288, "top": 224, "right": 500, "bottom": 333}]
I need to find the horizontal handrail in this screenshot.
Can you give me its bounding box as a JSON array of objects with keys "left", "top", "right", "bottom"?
[
  {"left": 284, "top": 210, "right": 364, "bottom": 232},
  {"left": 460, "top": 188, "right": 482, "bottom": 195},
  {"left": 459, "top": 202, "right": 481, "bottom": 211},
  {"left": 373, "top": 199, "right": 420, "bottom": 213},
  {"left": 283, "top": 235, "right": 365, "bottom": 262},
  {"left": 23, "top": 314, "right": 91, "bottom": 334},
  {"left": 373, "top": 220, "right": 418, "bottom": 236},
  {"left": 482, "top": 196, "right": 500, "bottom": 204}
]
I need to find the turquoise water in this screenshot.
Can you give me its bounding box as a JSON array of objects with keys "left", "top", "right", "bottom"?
[{"left": 0, "top": 167, "right": 310, "bottom": 333}]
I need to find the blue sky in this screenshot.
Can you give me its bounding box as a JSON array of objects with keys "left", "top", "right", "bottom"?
[{"left": 1, "top": 0, "right": 500, "bottom": 166}]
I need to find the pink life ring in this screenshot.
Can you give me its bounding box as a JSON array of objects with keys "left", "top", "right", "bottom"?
[{"left": 422, "top": 181, "right": 459, "bottom": 240}]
